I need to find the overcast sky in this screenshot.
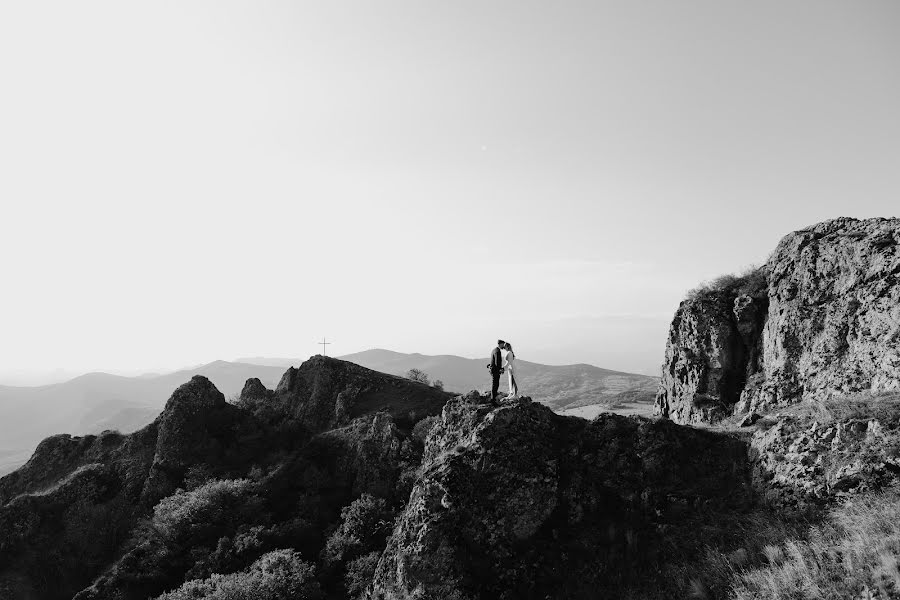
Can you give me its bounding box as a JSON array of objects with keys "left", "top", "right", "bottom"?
[{"left": 1, "top": 1, "right": 899, "bottom": 381}]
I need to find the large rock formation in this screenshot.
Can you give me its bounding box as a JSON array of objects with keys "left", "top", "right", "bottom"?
[
  {"left": 657, "top": 217, "right": 900, "bottom": 424},
  {"left": 243, "top": 355, "right": 449, "bottom": 434},
  {"left": 370, "top": 393, "right": 752, "bottom": 600},
  {"left": 0, "top": 358, "right": 452, "bottom": 600}
]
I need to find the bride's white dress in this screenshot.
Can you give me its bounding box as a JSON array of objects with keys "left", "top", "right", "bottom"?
[{"left": 503, "top": 349, "right": 518, "bottom": 397}]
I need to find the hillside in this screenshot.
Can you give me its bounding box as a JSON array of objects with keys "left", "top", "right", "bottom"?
[{"left": 250, "top": 349, "right": 658, "bottom": 412}]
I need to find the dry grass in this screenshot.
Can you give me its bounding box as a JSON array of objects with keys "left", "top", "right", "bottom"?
[
  {"left": 731, "top": 489, "right": 900, "bottom": 599},
  {"left": 768, "top": 392, "right": 900, "bottom": 426}
]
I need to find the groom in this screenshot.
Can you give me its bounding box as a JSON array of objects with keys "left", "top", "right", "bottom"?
[{"left": 489, "top": 339, "right": 505, "bottom": 402}]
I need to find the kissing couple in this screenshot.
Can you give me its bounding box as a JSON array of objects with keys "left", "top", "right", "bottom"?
[{"left": 488, "top": 339, "right": 518, "bottom": 403}]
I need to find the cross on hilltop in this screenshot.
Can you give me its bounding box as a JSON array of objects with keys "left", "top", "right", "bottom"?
[{"left": 318, "top": 337, "right": 331, "bottom": 357}]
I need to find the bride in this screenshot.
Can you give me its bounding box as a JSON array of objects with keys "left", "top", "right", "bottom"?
[{"left": 503, "top": 342, "right": 519, "bottom": 398}]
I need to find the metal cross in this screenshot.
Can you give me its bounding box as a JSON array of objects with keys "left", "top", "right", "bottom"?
[{"left": 318, "top": 337, "right": 331, "bottom": 357}]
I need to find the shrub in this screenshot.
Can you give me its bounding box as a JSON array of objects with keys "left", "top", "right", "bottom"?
[
  {"left": 155, "top": 549, "right": 323, "bottom": 600},
  {"left": 152, "top": 479, "right": 262, "bottom": 544},
  {"left": 432, "top": 379, "right": 445, "bottom": 391},
  {"left": 411, "top": 415, "right": 440, "bottom": 444},
  {"left": 685, "top": 264, "right": 769, "bottom": 301},
  {"left": 321, "top": 494, "right": 395, "bottom": 567},
  {"left": 345, "top": 551, "right": 381, "bottom": 599}
]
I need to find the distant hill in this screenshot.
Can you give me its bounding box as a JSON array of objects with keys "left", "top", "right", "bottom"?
[
  {"left": 243, "top": 349, "right": 658, "bottom": 413},
  {"left": 0, "top": 360, "right": 286, "bottom": 476}
]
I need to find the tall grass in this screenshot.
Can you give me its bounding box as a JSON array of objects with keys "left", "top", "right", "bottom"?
[{"left": 732, "top": 489, "right": 900, "bottom": 599}]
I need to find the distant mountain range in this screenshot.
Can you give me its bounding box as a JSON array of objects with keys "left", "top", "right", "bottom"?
[{"left": 0, "top": 351, "right": 658, "bottom": 476}]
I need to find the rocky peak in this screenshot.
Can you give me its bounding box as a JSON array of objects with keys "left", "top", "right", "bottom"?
[
  {"left": 262, "top": 356, "right": 451, "bottom": 433},
  {"left": 142, "top": 376, "right": 247, "bottom": 503},
  {"left": 160, "top": 375, "right": 226, "bottom": 413},
  {"left": 239, "top": 377, "right": 272, "bottom": 402},
  {"left": 657, "top": 217, "right": 900, "bottom": 424}
]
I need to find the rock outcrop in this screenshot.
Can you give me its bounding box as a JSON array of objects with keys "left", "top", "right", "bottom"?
[
  {"left": 142, "top": 376, "right": 258, "bottom": 503},
  {"left": 0, "top": 357, "right": 452, "bottom": 600},
  {"left": 243, "top": 355, "right": 450, "bottom": 434},
  {"left": 657, "top": 217, "right": 900, "bottom": 424},
  {"left": 655, "top": 291, "right": 765, "bottom": 423},
  {"left": 370, "top": 393, "right": 752, "bottom": 600}
]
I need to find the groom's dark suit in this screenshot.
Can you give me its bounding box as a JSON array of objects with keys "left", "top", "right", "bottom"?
[{"left": 490, "top": 345, "right": 503, "bottom": 401}]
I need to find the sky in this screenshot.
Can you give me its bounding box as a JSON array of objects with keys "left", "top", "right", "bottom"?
[{"left": 1, "top": 1, "right": 899, "bottom": 382}]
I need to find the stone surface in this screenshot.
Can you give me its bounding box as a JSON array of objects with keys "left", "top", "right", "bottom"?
[
  {"left": 369, "top": 394, "right": 752, "bottom": 600},
  {"left": 737, "top": 412, "right": 762, "bottom": 427},
  {"left": 657, "top": 217, "right": 900, "bottom": 424},
  {"left": 250, "top": 356, "right": 451, "bottom": 434},
  {"left": 655, "top": 292, "right": 761, "bottom": 424},
  {"left": 748, "top": 411, "right": 900, "bottom": 510},
  {"left": 239, "top": 377, "right": 272, "bottom": 402},
  {"left": 142, "top": 376, "right": 249, "bottom": 503}
]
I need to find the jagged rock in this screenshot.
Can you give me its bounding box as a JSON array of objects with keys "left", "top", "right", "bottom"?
[
  {"left": 655, "top": 292, "right": 751, "bottom": 423},
  {"left": 239, "top": 377, "right": 272, "bottom": 403},
  {"left": 370, "top": 397, "right": 752, "bottom": 599},
  {"left": 141, "top": 376, "right": 248, "bottom": 503},
  {"left": 658, "top": 217, "right": 900, "bottom": 424},
  {"left": 264, "top": 356, "right": 450, "bottom": 433},
  {"left": 748, "top": 411, "right": 900, "bottom": 509}
]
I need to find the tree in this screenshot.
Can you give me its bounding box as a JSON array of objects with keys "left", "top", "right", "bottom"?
[
  {"left": 432, "top": 380, "right": 444, "bottom": 391},
  {"left": 405, "top": 369, "right": 429, "bottom": 385}
]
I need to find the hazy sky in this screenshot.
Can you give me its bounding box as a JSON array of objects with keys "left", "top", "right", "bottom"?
[{"left": 2, "top": 1, "right": 899, "bottom": 380}]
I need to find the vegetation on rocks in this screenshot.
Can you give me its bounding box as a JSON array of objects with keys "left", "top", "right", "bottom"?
[
  {"left": 686, "top": 264, "right": 769, "bottom": 301},
  {"left": 154, "top": 549, "right": 323, "bottom": 600}
]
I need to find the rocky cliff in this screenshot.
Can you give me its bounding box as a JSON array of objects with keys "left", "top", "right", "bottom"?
[{"left": 656, "top": 217, "right": 900, "bottom": 424}]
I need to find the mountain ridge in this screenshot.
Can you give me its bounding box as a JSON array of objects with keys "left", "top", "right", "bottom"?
[{"left": 0, "top": 353, "right": 657, "bottom": 476}]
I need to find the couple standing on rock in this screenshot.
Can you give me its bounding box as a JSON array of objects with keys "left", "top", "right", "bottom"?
[{"left": 488, "top": 339, "right": 518, "bottom": 403}]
